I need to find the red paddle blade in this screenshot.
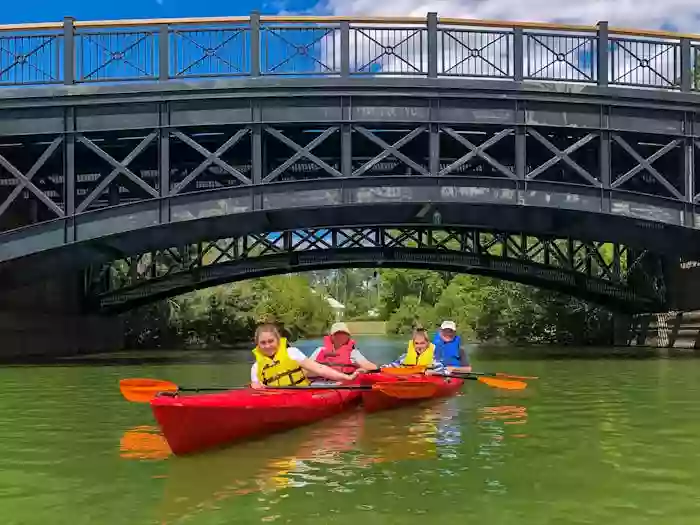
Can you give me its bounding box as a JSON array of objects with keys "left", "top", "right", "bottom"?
[
  {"left": 119, "top": 378, "right": 179, "bottom": 403},
  {"left": 372, "top": 381, "right": 439, "bottom": 399}
]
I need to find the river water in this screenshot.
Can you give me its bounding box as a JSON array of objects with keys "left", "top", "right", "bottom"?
[{"left": 1, "top": 337, "right": 700, "bottom": 524}]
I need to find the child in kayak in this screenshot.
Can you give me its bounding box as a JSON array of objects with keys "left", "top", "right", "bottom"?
[
  {"left": 385, "top": 328, "right": 446, "bottom": 371},
  {"left": 250, "top": 323, "right": 360, "bottom": 389},
  {"left": 309, "top": 322, "right": 378, "bottom": 377}
]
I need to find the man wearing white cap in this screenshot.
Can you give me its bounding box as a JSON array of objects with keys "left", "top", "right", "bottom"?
[
  {"left": 430, "top": 320, "right": 472, "bottom": 374},
  {"left": 309, "top": 322, "right": 377, "bottom": 380}
]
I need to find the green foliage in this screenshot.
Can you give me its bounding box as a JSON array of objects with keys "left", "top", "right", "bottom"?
[
  {"left": 124, "top": 275, "right": 334, "bottom": 348},
  {"left": 124, "top": 264, "right": 615, "bottom": 349},
  {"left": 378, "top": 270, "right": 614, "bottom": 346}
]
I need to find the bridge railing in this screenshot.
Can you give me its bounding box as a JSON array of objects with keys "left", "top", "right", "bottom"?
[{"left": 0, "top": 13, "right": 698, "bottom": 91}]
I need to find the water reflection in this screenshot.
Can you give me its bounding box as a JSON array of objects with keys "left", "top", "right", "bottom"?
[
  {"left": 119, "top": 397, "right": 481, "bottom": 524},
  {"left": 119, "top": 425, "right": 171, "bottom": 461}
]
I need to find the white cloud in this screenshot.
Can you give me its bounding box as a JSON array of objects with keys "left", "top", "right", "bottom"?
[
  {"left": 275, "top": 0, "right": 698, "bottom": 87},
  {"left": 312, "top": 0, "right": 700, "bottom": 34}
]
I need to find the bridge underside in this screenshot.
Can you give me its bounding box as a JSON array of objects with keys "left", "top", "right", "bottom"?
[
  {"left": 86, "top": 225, "right": 666, "bottom": 314},
  {"left": 0, "top": 79, "right": 700, "bottom": 313}
]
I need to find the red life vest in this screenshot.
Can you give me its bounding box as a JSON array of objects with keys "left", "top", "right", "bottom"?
[{"left": 314, "top": 336, "right": 358, "bottom": 375}]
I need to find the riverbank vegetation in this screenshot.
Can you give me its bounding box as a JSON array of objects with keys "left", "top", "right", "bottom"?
[{"left": 124, "top": 268, "right": 614, "bottom": 348}]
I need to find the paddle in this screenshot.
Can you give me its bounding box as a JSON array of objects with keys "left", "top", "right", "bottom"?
[
  {"left": 467, "top": 371, "right": 539, "bottom": 381},
  {"left": 377, "top": 366, "right": 426, "bottom": 376},
  {"left": 119, "top": 378, "right": 439, "bottom": 404},
  {"left": 368, "top": 367, "right": 530, "bottom": 390},
  {"left": 438, "top": 373, "right": 528, "bottom": 390}
]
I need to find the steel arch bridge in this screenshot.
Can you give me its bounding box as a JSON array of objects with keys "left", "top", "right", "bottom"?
[
  {"left": 86, "top": 226, "right": 666, "bottom": 313},
  {"left": 0, "top": 13, "right": 699, "bottom": 314}
]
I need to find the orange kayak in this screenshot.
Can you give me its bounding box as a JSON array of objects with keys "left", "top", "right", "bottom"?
[{"left": 359, "top": 372, "right": 463, "bottom": 412}]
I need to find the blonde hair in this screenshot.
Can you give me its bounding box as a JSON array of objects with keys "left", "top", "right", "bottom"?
[
  {"left": 412, "top": 328, "right": 429, "bottom": 344},
  {"left": 255, "top": 323, "right": 281, "bottom": 345}
]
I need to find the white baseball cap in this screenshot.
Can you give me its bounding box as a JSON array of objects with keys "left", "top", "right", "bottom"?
[
  {"left": 330, "top": 322, "right": 351, "bottom": 335},
  {"left": 440, "top": 320, "right": 457, "bottom": 331}
]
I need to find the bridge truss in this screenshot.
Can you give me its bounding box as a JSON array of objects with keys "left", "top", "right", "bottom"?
[{"left": 85, "top": 226, "right": 666, "bottom": 313}]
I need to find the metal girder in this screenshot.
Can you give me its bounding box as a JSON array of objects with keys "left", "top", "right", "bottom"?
[
  {"left": 353, "top": 126, "right": 429, "bottom": 176},
  {"left": 170, "top": 128, "right": 252, "bottom": 193},
  {"left": 439, "top": 127, "right": 515, "bottom": 178},
  {"left": 76, "top": 132, "right": 159, "bottom": 212},
  {"left": 612, "top": 135, "right": 683, "bottom": 200},
  {"left": 264, "top": 126, "right": 341, "bottom": 181},
  {"left": 85, "top": 226, "right": 667, "bottom": 313},
  {"left": 0, "top": 121, "right": 695, "bottom": 229},
  {"left": 0, "top": 136, "right": 64, "bottom": 218},
  {"left": 527, "top": 129, "right": 600, "bottom": 186}
]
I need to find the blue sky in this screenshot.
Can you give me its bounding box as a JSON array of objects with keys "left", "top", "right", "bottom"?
[
  {"left": 0, "top": 0, "right": 312, "bottom": 25},
  {"left": 1, "top": 0, "right": 698, "bottom": 31}
]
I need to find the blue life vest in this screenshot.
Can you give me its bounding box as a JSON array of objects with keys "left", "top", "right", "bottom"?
[{"left": 432, "top": 333, "right": 462, "bottom": 367}]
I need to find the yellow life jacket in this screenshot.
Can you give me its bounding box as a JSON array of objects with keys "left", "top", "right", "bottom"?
[
  {"left": 252, "top": 338, "right": 311, "bottom": 387},
  {"left": 403, "top": 341, "right": 435, "bottom": 366}
]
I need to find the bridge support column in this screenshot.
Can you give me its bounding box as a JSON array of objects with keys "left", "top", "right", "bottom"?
[
  {"left": 624, "top": 311, "right": 700, "bottom": 350},
  {"left": 0, "top": 273, "right": 124, "bottom": 359}
]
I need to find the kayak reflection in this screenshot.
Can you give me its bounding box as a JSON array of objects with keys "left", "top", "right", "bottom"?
[
  {"left": 155, "top": 410, "right": 365, "bottom": 523},
  {"left": 140, "top": 400, "right": 462, "bottom": 524},
  {"left": 119, "top": 425, "right": 171, "bottom": 460}
]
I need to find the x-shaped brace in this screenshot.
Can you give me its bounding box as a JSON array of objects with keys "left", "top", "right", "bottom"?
[
  {"left": 385, "top": 228, "right": 422, "bottom": 248},
  {"left": 200, "top": 239, "right": 238, "bottom": 266},
  {"left": 290, "top": 230, "right": 334, "bottom": 251},
  {"left": 584, "top": 246, "right": 616, "bottom": 281},
  {"left": 337, "top": 228, "right": 378, "bottom": 248},
  {"left": 440, "top": 127, "right": 515, "bottom": 178},
  {"left": 246, "top": 233, "right": 285, "bottom": 256},
  {"left": 264, "top": 127, "right": 341, "bottom": 182},
  {"left": 503, "top": 235, "right": 528, "bottom": 258},
  {"left": 527, "top": 129, "right": 601, "bottom": 187},
  {"left": 77, "top": 133, "right": 159, "bottom": 213},
  {"left": 431, "top": 230, "right": 462, "bottom": 250},
  {"left": 0, "top": 136, "right": 64, "bottom": 218},
  {"left": 530, "top": 239, "right": 573, "bottom": 269},
  {"left": 171, "top": 129, "right": 251, "bottom": 195},
  {"left": 353, "top": 126, "right": 429, "bottom": 176},
  {"left": 611, "top": 135, "right": 682, "bottom": 200}
]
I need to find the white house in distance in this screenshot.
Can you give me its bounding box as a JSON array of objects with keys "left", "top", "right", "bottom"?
[{"left": 325, "top": 296, "right": 345, "bottom": 321}]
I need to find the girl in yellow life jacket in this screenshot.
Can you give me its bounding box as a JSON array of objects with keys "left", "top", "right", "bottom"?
[
  {"left": 386, "top": 328, "right": 438, "bottom": 368},
  {"left": 250, "top": 323, "right": 361, "bottom": 388}
]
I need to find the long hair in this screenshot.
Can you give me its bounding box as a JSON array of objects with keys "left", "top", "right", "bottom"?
[{"left": 254, "top": 323, "right": 281, "bottom": 345}]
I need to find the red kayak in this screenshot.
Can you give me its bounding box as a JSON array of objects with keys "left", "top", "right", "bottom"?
[
  {"left": 359, "top": 373, "right": 464, "bottom": 413},
  {"left": 151, "top": 386, "right": 361, "bottom": 455}
]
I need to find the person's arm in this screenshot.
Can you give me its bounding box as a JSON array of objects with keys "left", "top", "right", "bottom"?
[
  {"left": 425, "top": 360, "right": 446, "bottom": 375},
  {"left": 384, "top": 353, "right": 406, "bottom": 367},
  {"left": 445, "top": 348, "right": 471, "bottom": 374},
  {"left": 459, "top": 347, "right": 472, "bottom": 372},
  {"left": 250, "top": 363, "right": 264, "bottom": 389},
  {"left": 350, "top": 349, "right": 378, "bottom": 370},
  {"left": 286, "top": 346, "right": 357, "bottom": 382},
  {"left": 299, "top": 358, "right": 357, "bottom": 382}
]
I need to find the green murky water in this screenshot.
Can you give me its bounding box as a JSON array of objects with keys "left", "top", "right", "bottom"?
[{"left": 1, "top": 338, "right": 700, "bottom": 524}]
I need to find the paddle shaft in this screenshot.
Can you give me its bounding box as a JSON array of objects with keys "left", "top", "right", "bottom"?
[{"left": 176, "top": 384, "right": 374, "bottom": 393}]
